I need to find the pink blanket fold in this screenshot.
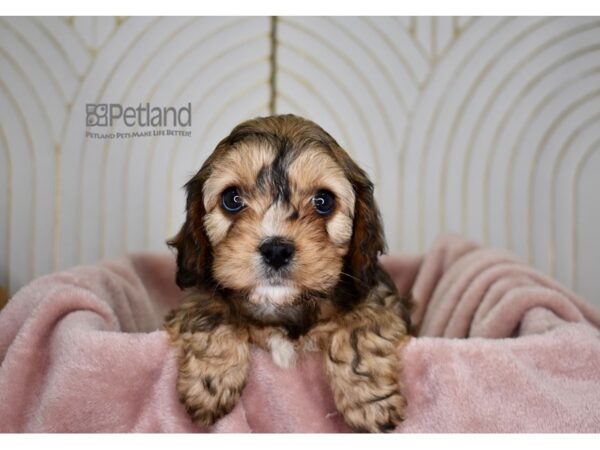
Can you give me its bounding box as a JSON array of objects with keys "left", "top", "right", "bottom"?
[{"left": 1, "top": 234, "right": 599, "bottom": 432}]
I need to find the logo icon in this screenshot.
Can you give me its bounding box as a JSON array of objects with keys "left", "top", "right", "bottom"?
[{"left": 86, "top": 104, "right": 108, "bottom": 126}]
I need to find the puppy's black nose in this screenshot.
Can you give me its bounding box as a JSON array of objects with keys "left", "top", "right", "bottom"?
[{"left": 259, "top": 237, "right": 295, "bottom": 269}]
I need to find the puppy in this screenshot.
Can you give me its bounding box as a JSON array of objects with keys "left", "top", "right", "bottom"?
[{"left": 164, "top": 115, "right": 412, "bottom": 432}]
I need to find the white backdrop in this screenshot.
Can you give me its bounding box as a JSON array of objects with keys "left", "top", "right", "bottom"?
[{"left": 1, "top": 17, "right": 599, "bottom": 308}]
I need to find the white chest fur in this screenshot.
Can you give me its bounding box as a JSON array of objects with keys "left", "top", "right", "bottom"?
[{"left": 268, "top": 335, "right": 298, "bottom": 368}]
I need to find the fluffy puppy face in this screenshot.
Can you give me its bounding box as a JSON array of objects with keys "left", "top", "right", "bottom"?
[
  {"left": 169, "top": 115, "right": 385, "bottom": 328},
  {"left": 205, "top": 141, "right": 355, "bottom": 303}
]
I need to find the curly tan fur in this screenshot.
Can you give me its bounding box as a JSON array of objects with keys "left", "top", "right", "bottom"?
[
  {"left": 164, "top": 290, "right": 250, "bottom": 426},
  {"left": 164, "top": 115, "right": 412, "bottom": 432},
  {"left": 322, "top": 289, "right": 411, "bottom": 432}
]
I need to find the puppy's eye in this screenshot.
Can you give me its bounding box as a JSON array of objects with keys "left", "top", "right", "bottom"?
[
  {"left": 221, "top": 187, "right": 245, "bottom": 213},
  {"left": 312, "top": 190, "right": 335, "bottom": 216}
]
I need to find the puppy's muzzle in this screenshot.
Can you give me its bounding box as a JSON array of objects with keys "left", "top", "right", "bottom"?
[{"left": 259, "top": 237, "right": 295, "bottom": 270}]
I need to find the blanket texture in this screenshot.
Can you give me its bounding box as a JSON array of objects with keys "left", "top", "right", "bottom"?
[{"left": 1, "top": 235, "right": 599, "bottom": 432}]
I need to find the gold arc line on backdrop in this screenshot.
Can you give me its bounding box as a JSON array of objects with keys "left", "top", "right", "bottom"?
[
  {"left": 327, "top": 17, "right": 416, "bottom": 118},
  {"left": 276, "top": 91, "right": 310, "bottom": 120},
  {"left": 462, "top": 20, "right": 600, "bottom": 259},
  {"left": 460, "top": 20, "right": 600, "bottom": 264},
  {"left": 460, "top": 18, "right": 582, "bottom": 238},
  {"left": 92, "top": 17, "right": 99, "bottom": 51},
  {"left": 452, "top": 17, "right": 460, "bottom": 37},
  {"left": 45, "top": 16, "right": 155, "bottom": 268},
  {"left": 551, "top": 107, "right": 600, "bottom": 284},
  {"left": 19, "top": 17, "right": 82, "bottom": 97},
  {"left": 503, "top": 24, "right": 600, "bottom": 251},
  {"left": 438, "top": 17, "right": 553, "bottom": 238},
  {"left": 532, "top": 71, "right": 600, "bottom": 277},
  {"left": 435, "top": 17, "right": 465, "bottom": 62},
  {"left": 572, "top": 139, "right": 600, "bottom": 292},
  {"left": 432, "top": 17, "right": 437, "bottom": 62},
  {"left": 0, "top": 46, "right": 60, "bottom": 144},
  {"left": 526, "top": 53, "right": 600, "bottom": 273},
  {"left": 0, "top": 18, "right": 71, "bottom": 110},
  {"left": 500, "top": 68, "right": 599, "bottom": 274},
  {"left": 0, "top": 45, "right": 57, "bottom": 280},
  {"left": 483, "top": 44, "right": 600, "bottom": 248},
  {"left": 551, "top": 106, "right": 600, "bottom": 282},
  {"left": 76, "top": 17, "right": 117, "bottom": 53},
  {"left": 415, "top": 16, "right": 510, "bottom": 251},
  {"left": 269, "top": 16, "right": 277, "bottom": 115},
  {"left": 94, "top": 17, "right": 250, "bottom": 255},
  {"left": 96, "top": 16, "right": 195, "bottom": 258},
  {"left": 326, "top": 16, "right": 416, "bottom": 112},
  {"left": 406, "top": 16, "right": 477, "bottom": 112},
  {"left": 460, "top": 17, "right": 476, "bottom": 31},
  {"left": 277, "top": 67, "right": 355, "bottom": 153},
  {"left": 403, "top": 17, "right": 430, "bottom": 62},
  {"left": 490, "top": 65, "right": 600, "bottom": 278},
  {"left": 74, "top": 17, "right": 160, "bottom": 263},
  {"left": 33, "top": 17, "right": 88, "bottom": 77},
  {"left": 518, "top": 90, "right": 600, "bottom": 274},
  {"left": 284, "top": 18, "right": 399, "bottom": 148},
  {"left": 0, "top": 126, "right": 12, "bottom": 292},
  {"left": 363, "top": 17, "right": 425, "bottom": 87},
  {"left": 407, "top": 17, "right": 417, "bottom": 40},
  {"left": 450, "top": 17, "right": 476, "bottom": 39},
  {"left": 0, "top": 37, "right": 62, "bottom": 278},
  {"left": 391, "top": 17, "right": 476, "bottom": 249},
  {"left": 395, "top": 114, "right": 413, "bottom": 250},
  {"left": 0, "top": 79, "right": 37, "bottom": 286},
  {"left": 52, "top": 18, "right": 100, "bottom": 270},
  {"left": 72, "top": 17, "right": 158, "bottom": 261},
  {"left": 416, "top": 17, "right": 510, "bottom": 250},
  {"left": 49, "top": 16, "right": 95, "bottom": 272}
]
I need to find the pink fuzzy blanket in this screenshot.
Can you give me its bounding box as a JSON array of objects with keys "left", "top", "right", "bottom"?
[{"left": 1, "top": 235, "right": 600, "bottom": 432}]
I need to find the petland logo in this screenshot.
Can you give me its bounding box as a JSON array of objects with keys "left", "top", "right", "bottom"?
[{"left": 85, "top": 103, "right": 192, "bottom": 139}]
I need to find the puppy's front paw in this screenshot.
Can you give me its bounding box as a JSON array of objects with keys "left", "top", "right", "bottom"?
[
  {"left": 172, "top": 327, "right": 250, "bottom": 426},
  {"left": 340, "top": 390, "right": 406, "bottom": 433},
  {"left": 326, "top": 325, "right": 408, "bottom": 432}
]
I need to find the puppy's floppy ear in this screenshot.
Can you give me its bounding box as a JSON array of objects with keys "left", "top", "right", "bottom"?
[
  {"left": 345, "top": 166, "right": 386, "bottom": 295},
  {"left": 312, "top": 128, "right": 386, "bottom": 304},
  {"left": 168, "top": 173, "right": 213, "bottom": 289}
]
